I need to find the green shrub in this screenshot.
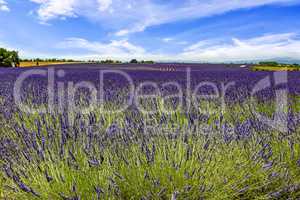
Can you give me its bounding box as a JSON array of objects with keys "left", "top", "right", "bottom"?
[{"left": 0, "top": 48, "right": 20, "bottom": 67}]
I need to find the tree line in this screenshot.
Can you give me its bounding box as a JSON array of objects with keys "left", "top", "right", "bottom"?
[
  {"left": 87, "top": 59, "right": 155, "bottom": 64},
  {"left": 1, "top": 47, "right": 157, "bottom": 67},
  {"left": 129, "top": 59, "right": 155, "bottom": 64},
  {"left": 20, "top": 58, "right": 80, "bottom": 63},
  {"left": 258, "top": 61, "right": 300, "bottom": 67}
]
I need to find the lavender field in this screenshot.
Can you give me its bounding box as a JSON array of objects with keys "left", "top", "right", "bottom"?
[{"left": 1, "top": 64, "right": 300, "bottom": 199}]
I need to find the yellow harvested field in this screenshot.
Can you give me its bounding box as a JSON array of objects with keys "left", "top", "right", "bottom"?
[
  {"left": 252, "top": 66, "right": 300, "bottom": 71},
  {"left": 20, "top": 62, "right": 79, "bottom": 67}
]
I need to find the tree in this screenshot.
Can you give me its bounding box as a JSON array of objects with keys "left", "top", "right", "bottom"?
[
  {"left": 144, "top": 60, "right": 155, "bottom": 64},
  {"left": 130, "top": 59, "right": 138, "bottom": 64},
  {"left": 259, "top": 61, "right": 279, "bottom": 66},
  {"left": 0, "top": 48, "right": 20, "bottom": 67},
  {"left": 10, "top": 50, "right": 20, "bottom": 67}
]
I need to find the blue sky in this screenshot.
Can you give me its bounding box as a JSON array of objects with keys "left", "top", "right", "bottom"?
[{"left": 1, "top": 0, "right": 300, "bottom": 62}]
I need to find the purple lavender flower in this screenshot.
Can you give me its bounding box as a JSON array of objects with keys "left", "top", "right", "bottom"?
[
  {"left": 16, "top": 181, "right": 39, "bottom": 197},
  {"left": 263, "top": 161, "right": 273, "bottom": 170},
  {"left": 44, "top": 170, "right": 53, "bottom": 183},
  {"left": 94, "top": 186, "right": 104, "bottom": 200},
  {"left": 88, "top": 159, "right": 100, "bottom": 167},
  {"left": 171, "top": 191, "right": 179, "bottom": 200},
  {"left": 297, "top": 158, "right": 300, "bottom": 167}
]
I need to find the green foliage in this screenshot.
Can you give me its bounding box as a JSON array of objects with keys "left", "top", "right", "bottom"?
[
  {"left": 130, "top": 59, "right": 155, "bottom": 64},
  {"left": 130, "top": 59, "right": 138, "bottom": 64},
  {"left": 100, "top": 59, "right": 122, "bottom": 64},
  {"left": 258, "top": 61, "right": 279, "bottom": 66},
  {"left": 293, "top": 63, "right": 300, "bottom": 67},
  {"left": 141, "top": 60, "right": 155, "bottom": 64},
  {"left": 0, "top": 48, "right": 20, "bottom": 67}
]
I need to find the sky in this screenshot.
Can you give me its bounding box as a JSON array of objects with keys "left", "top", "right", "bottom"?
[{"left": 1, "top": 0, "right": 300, "bottom": 62}]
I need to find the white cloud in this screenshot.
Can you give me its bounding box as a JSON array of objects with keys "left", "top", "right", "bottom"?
[
  {"left": 56, "top": 33, "right": 300, "bottom": 62},
  {"left": 29, "top": 0, "right": 116, "bottom": 22},
  {"left": 98, "top": 0, "right": 112, "bottom": 11},
  {"left": 5, "top": 30, "right": 300, "bottom": 62},
  {"left": 30, "top": 0, "right": 48, "bottom": 3},
  {"left": 115, "top": 23, "right": 148, "bottom": 36},
  {"left": 29, "top": 0, "right": 77, "bottom": 21},
  {"left": 180, "top": 33, "right": 300, "bottom": 62},
  {"left": 115, "top": 29, "right": 130, "bottom": 37},
  {"left": 184, "top": 40, "right": 216, "bottom": 51},
  {"left": 162, "top": 37, "right": 188, "bottom": 45},
  {"left": 162, "top": 38, "right": 174, "bottom": 43},
  {"left": 56, "top": 37, "right": 180, "bottom": 61},
  {"left": 0, "top": 0, "right": 9, "bottom": 12},
  {"left": 28, "top": 0, "right": 298, "bottom": 35},
  {"left": 111, "top": 0, "right": 298, "bottom": 36},
  {"left": 58, "top": 37, "right": 145, "bottom": 58}
]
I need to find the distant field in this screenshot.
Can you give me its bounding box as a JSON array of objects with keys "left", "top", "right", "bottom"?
[
  {"left": 18, "top": 63, "right": 300, "bottom": 71},
  {"left": 19, "top": 61, "right": 80, "bottom": 67},
  {"left": 252, "top": 65, "right": 300, "bottom": 71}
]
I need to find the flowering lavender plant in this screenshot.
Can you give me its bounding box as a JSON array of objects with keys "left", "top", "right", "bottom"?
[{"left": 1, "top": 64, "right": 300, "bottom": 199}]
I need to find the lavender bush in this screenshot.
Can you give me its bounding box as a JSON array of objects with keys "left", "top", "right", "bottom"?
[{"left": 0, "top": 64, "right": 300, "bottom": 199}]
